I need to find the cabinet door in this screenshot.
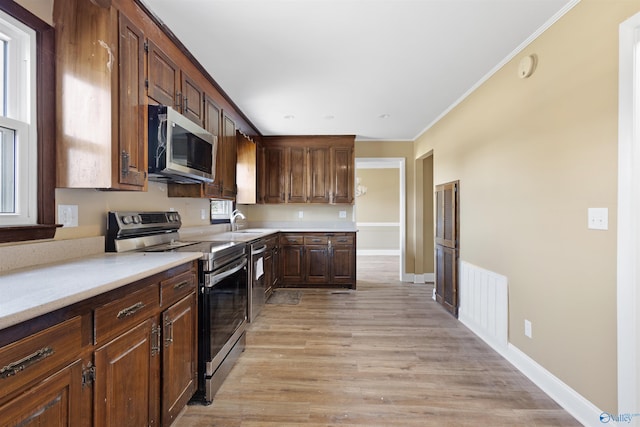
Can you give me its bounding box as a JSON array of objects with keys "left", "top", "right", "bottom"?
[
  {"left": 117, "top": 13, "right": 147, "bottom": 189},
  {"left": 281, "top": 245, "right": 304, "bottom": 284},
  {"left": 147, "top": 40, "right": 180, "bottom": 108},
  {"left": 331, "top": 146, "right": 354, "bottom": 204},
  {"left": 330, "top": 236, "right": 356, "bottom": 286},
  {"left": 263, "top": 146, "right": 286, "bottom": 203},
  {"left": 181, "top": 71, "right": 204, "bottom": 125},
  {"left": 94, "top": 318, "right": 159, "bottom": 427},
  {"left": 221, "top": 113, "right": 238, "bottom": 199},
  {"left": 162, "top": 293, "right": 197, "bottom": 426},
  {"left": 308, "top": 147, "right": 331, "bottom": 203},
  {"left": 305, "top": 245, "right": 330, "bottom": 284},
  {"left": 203, "top": 95, "right": 222, "bottom": 197},
  {"left": 288, "top": 147, "right": 307, "bottom": 203},
  {"left": 0, "top": 360, "right": 83, "bottom": 427}
]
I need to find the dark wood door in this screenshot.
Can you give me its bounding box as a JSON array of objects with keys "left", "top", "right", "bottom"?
[
  {"left": 181, "top": 71, "right": 204, "bottom": 125},
  {"left": 162, "top": 293, "right": 197, "bottom": 427},
  {"left": 330, "top": 235, "right": 356, "bottom": 285},
  {"left": 308, "top": 147, "right": 331, "bottom": 203},
  {"left": 147, "top": 40, "right": 180, "bottom": 108},
  {"left": 94, "top": 318, "right": 159, "bottom": 427},
  {"left": 117, "top": 13, "right": 146, "bottom": 189},
  {"left": 0, "top": 360, "right": 83, "bottom": 426},
  {"left": 305, "top": 245, "right": 330, "bottom": 284},
  {"left": 281, "top": 244, "right": 304, "bottom": 284},
  {"left": 221, "top": 113, "right": 237, "bottom": 199},
  {"left": 263, "top": 146, "right": 286, "bottom": 203},
  {"left": 288, "top": 147, "right": 307, "bottom": 203},
  {"left": 203, "top": 95, "right": 222, "bottom": 197},
  {"left": 331, "top": 146, "right": 353, "bottom": 204},
  {"left": 435, "top": 181, "right": 459, "bottom": 317}
]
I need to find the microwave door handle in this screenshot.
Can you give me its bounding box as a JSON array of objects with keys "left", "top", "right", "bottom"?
[{"left": 208, "top": 258, "right": 247, "bottom": 286}]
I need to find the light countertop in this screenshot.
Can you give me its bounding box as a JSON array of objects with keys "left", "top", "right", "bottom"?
[{"left": 0, "top": 251, "right": 202, "bottom": 330}]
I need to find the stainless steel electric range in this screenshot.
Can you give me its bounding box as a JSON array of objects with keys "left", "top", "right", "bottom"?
[{"left": 106, "top": 211, "right": 248, "bottom": 404}]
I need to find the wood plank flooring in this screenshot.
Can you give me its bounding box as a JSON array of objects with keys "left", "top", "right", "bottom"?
[{"left": 173, "top": 256, "right": 580, "bottom": 426}]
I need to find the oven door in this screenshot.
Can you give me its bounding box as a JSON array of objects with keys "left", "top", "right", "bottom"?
[{"left": 201, "top": 256, "right": 248, "bottom": 377}]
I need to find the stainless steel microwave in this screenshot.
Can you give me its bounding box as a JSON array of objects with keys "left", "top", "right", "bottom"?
[{"left": 148, "top": 105, "right": 217, "bottom": 184}]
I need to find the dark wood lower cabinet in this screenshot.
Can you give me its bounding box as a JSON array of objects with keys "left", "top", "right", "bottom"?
[
  {"left": 162, "top": 293, "right": 197, "bottom": 426},
  {"left": 280, "top": 232, "right": 356, "bottom": 289},
  {"left": 94, "top": 318, "right": 159, "bottom": 427},
  {"left": 0, "top": 359, "right": 83, "bottom": 426},
  {"left": 0, "top": 261, "right": 198, "bottom": 427}
]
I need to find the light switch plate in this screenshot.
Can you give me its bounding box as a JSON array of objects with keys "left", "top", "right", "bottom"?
[
  {"left": 339, "top": 210, "right": 347, "bottom": 219},
  {"left": 588, "top": 208, "right": 608, "bottom": 230}
]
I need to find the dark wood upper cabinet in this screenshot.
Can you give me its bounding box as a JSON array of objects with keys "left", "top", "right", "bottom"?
[
  {"left": 260, "top": 135, "right": 355, "bottom": 205},
  {"left": 308, "top": 146, "right": 331, "bottom": 203},
  {"left": 117, "top": 13, "right": 147, "bottom": 188},
  {"left": 262, "top": 145, "right": 287, "bottom": 203},
  {"left": 146, "top": 40, "right": 204, "bottom": 126},
  {"left": 147, "top": 40, "right": 180, "bottom": 108},
  {"left": 288, "top": 146, "right": 308, "bottom": 203},
  {"left": 55, "top": 1, "right": 147, "bottom": 190},
  {"left": 331, "top": 145, "right": 354, "bottom": 204}
]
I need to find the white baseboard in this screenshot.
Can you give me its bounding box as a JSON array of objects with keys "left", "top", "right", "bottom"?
[
  {"left": 504, "top": 344, "right": 606, "bottom": 427},
  {"left": 461, "top": 316, "right": 605, "bottom": 426}
]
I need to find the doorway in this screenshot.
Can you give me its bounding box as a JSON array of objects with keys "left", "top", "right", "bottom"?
[{"left": 355, "top": 158, "right": 406, "bottom": 281}]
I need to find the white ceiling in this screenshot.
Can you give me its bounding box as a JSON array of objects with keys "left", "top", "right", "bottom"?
[{"left": 141, "top": 0, "right": 577, "bottom": 141}]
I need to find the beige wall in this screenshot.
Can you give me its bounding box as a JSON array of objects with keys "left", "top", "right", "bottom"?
[
  {"left": 414, "top": 0, "right": 634, "bottom": 411},
  {"left": 54, "top": 183, "right": 213, "bottom": 240},
  {"left": 355, "top": 168, "right": 400, "bottom": 252},
  {"left": 355, "top": 168, "right": 399, "bottom": 222},
  {"left": 15, "top": 0, "right": 53, "bottom": 24}
]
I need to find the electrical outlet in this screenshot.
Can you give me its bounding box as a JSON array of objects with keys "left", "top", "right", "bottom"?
[
  {"left": 298, "top": 211, "right": 304, "bottom": 219},
  {"left": 201, "top": 209, "right": 207, "bottom": 220},
  {"left": 339, "top": 210, "right": 347, "bottom": 219},
  {"left": 58, "top": 204, "right": 78, "bottom": 227},
  {"left": 524, "top": 319, "right": 532, "bottom": 338},
  {"left": 588, "top": 208, "right": 608, "bottom": 230}
]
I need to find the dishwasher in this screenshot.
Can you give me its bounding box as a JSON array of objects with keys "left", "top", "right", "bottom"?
[{"left": 248, "top": 238, "right": 267, "bottom": 322}]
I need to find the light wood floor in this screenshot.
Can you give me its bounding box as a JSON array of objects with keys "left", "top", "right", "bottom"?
[{"left": 174, "top": 256, "right": 580, "bottom": 427}]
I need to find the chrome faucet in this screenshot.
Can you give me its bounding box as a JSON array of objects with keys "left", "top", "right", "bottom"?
[{"left": 230, "top": 209, "right": 246, "bottom": 231}]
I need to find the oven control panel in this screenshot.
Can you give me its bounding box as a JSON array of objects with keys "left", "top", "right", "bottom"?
[{"left": 106, "top": 211, "right": 182, "bottom": 240}]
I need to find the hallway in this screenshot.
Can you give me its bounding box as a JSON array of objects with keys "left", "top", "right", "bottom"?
[{"left": 174, "top": 256, "right": 580, "bottom": 426}]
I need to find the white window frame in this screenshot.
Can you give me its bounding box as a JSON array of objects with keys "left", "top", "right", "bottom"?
[{"left": 0, "top": 10, "right": 37, "bottom": 226}]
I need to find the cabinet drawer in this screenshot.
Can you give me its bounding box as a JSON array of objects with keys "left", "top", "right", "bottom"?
[
  {"left": 280, "top": 235, "right": 303, "bottom": 245},
  {"left": 161, "top": 270, "right": 197, "bottom": 307},
  {"left": 331, "top": 235, "right": 354, "bottom": 245},
  {"left": 94, "top": 283, "right": 159, "bottom": 345},
  {"left": 0, "top": 316, "right": 82, "bottom": 401},
  {"left": 304, "top": 236, "right": 328, "bottom": 245}
]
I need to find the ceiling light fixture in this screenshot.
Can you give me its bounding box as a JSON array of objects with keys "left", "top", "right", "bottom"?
[
  {"left": 324, "top": 115, "right": 335, "bottom": 120},
  {"left": 379, "top": 113, "right": 391, "bottom": 119},
  {"left": 283, "top": 114, "right": 295, "bottom": 120}
]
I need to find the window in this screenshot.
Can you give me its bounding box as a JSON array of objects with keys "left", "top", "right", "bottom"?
[
  {"left": 0, "top": 2, "right": 56, "bottom": 243},
  {"left": 210, "top": 199, "right": 232, "bottom": 224},
  {"left": 0, "top": 9, "right": 36, "bottom": 225}
]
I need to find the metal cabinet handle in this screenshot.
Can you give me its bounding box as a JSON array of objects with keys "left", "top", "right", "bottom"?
[
  {"left": 0, "top": 347, "right": 54, "bottom": 379},
  {"left": 173, "top": 280, "right": 190, "bottom": 291},
  {"left": 164, "top": 317, "right": 174, "bottom": 347},
  {"left": 116, "top": 301, "right": 145, "bottom": 319}
]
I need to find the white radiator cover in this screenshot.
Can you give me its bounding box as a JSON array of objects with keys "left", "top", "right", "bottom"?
[{"left": 458, "top": 260, "right": 509, "bottom": 353}]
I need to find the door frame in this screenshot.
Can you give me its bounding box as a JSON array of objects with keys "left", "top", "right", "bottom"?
[
  {"left": 355, "top": 157, "right": 406, "bottom": 281},
  {"left": 617, "top": 11, "right": 640, "bottom": 414}
]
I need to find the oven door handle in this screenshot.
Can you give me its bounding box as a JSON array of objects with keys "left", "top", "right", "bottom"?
[
  {"left": 251, "top": 245, "right": 267, "bottom": 256},
  {"left": 208, "top": 257, "right": 247, "bottom": 287}
]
